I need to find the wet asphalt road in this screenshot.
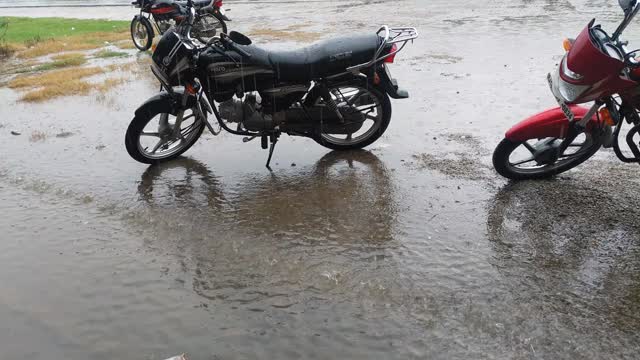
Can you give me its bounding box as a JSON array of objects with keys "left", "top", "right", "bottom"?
[{"left": 2, "top": 0, "right": 640, "bottom": 359}]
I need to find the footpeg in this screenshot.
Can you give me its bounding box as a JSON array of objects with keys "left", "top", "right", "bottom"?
[{"left": 242, "top": 136, "right": 257, "bottom": 143}]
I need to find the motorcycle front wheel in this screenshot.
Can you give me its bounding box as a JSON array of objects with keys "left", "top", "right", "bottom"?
[
  {"left": 125, "top": 106, "right": 205, "bottom": 164},
  {"left": 131, "top": 17, "right": 154, "bottom": 51},
  {"left": 492, "top": 129, "right": 601, "bottom": 180}
]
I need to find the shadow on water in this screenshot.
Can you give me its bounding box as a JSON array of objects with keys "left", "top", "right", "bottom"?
[{"left": 487, "top": 178, "right": 640, "bottom": 333}]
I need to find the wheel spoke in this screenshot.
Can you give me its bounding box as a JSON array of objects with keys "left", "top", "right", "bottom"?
[
  {"left": 346, "top": 90, "right": 365, "bottom": 105},
  {"left": 140, "top": 132, "right": 160, "bottom": 137},
  {"left": 559, "top": 149, "right": 590, "bottom": 159},
  {"left": 522, "top": 141, "right": 536, "bottom": 154},
  {"left": 365, "top": 113, "right": 379, "bottom": 121},
  {"left": 150, "top": 139, "right": 165, "bottom": 154},
  {"left": 567, "top": 142, "right": 585, "bottom": 147},
  {"left": 511, "top": 157, "right": 536, "bottom": 166},
  {"left": 356, "top": 104, "right": 378, "bottom": 113}
]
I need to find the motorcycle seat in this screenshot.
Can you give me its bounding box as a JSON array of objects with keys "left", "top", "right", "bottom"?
[{"left": 237, "top": 33, "right": 381, "bottom": 82}]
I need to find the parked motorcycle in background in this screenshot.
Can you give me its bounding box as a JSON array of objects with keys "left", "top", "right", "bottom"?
[
  {"left": 124, "top": 0, "right": 417, "bottom": 168},
  {"left": 130, "top": 0, "right": 229, "bottom": 51},
  {"left": 493, "top": 0, "right": 640, "bottom": 180}
]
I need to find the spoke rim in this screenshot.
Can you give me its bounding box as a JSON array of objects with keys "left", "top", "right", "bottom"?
[
  {"left": 137, "top": 111, "right": 203, "bottom": 160},
  {"left": 320, "top": 85, "right": 383, "bottom": 146},
  {"left": 506, "top": 134, "right": 595, "bottom": 173}
]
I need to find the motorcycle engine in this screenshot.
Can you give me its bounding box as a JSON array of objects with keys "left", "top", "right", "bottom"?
[
  {"left": 218, "top": 91, "right": 365, "bottom": 134},
  {"left": 218, "top": 94, "right": 276, "bottom": 131}
]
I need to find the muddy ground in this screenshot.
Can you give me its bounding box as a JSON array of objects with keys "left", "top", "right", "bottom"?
[{"left": 2, "top": 0, "right": 640, "bottom": 359}]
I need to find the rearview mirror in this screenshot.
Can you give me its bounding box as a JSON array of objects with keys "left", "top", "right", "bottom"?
[
  {"left": 619, "top": 0, "right": 637, "bottom": 13},
  {"left": 229, "top": 31, "right": 252, "bottom": 46}
]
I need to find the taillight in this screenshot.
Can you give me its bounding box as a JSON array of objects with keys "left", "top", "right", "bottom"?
[
  {"left": 384, "top": 43, "right": 398, "bottom": 63},
  {"left": 214, "top": 0, "right": 223, "bottom": 6}
]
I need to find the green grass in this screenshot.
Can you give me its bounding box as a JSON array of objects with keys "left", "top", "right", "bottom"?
[
  {"left": 94, "top": 50, "right": 128, "bottom": 58},
  {"left": 32, "top": 53, "right": 86, "bottom": 71},
  {"left": 0, "top": 17, "right": 129, "bottom": 45}
]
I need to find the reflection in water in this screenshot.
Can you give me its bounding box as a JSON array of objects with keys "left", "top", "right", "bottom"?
[
  {"left": 135, "top": 150, "right": 400, "bottom": 308},
  {"left": 487, "top": 179, "right": 640, "bottom": 332},
  {"left": 137, "top": 150, "right": 397, "bottom": 242}
]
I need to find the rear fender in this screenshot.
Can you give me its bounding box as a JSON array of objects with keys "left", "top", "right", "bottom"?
[
  {"left": 378, "top": 65, "right": 408, "bottom": 99},
  {"left": 505, "top": 105, "right": 596, "bottom": 141}
]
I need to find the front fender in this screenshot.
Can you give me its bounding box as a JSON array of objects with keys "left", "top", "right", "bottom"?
[
  {"left": 505, "top": 106, "right": 594, "bottom": 141},
  {"left": 134, "top": 91, "right": 196, "bottom": 118}
]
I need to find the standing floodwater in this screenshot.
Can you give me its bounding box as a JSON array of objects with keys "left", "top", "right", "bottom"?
[{"left": 2, "top": 0, "right": 640, "bottom": 359}]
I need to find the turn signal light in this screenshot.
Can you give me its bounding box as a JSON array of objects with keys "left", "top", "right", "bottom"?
[
  {"left": 562, "top": 38, "right": 575, "bottom": 52},
  {"left": 384, "top": 43, "right": 398, "bottom": 63},
  {"left": 599, "top": 108, "right": 615, "bottom": 126}
]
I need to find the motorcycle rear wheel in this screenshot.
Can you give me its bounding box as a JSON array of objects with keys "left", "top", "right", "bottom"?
[
  {"left": 492, "top": 129, "right": 601, "bottom": 180},
  {"left": 313, "top": 84, "right": 391, "bottom": 151}
]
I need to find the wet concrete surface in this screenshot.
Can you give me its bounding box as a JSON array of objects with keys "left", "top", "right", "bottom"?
[{"left": 2, "top": 0, "right": 640, "bottom": 358}]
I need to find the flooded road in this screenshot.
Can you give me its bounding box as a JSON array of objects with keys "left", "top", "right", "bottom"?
[{"left": 2, "top": 0, "right": 640, "bottom": 359}]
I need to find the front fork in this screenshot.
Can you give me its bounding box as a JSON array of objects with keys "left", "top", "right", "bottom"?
[
  {"left": 162, "top": 80, "right": 218, "bottom": 138},
  {"left": 557, "top": 102, "right": 602, "bottom": 154}
]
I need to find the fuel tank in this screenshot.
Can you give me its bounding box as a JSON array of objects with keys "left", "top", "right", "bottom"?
[{"left": 197, "top": 45, "right": 276, "bottom": 102}]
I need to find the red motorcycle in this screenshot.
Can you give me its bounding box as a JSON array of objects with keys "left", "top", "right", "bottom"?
[{"left": 493, "top": 0, "right": 640, "bottom": 180}]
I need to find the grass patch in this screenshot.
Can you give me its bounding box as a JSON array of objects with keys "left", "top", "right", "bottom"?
[
  {"left": 1, "top": 17, "right": 128, "bottom": 44},
  {"left": 9, "top": 66, "right": 103, "bottom": 89},
  {"left": 94, "top": 77, "right": 126, "bottom": 92},
  {"left": 32, "top": 53, "right": 86, "bottom": 71},
  {"left": 0, "top": 17, "right": 129, "bottom": 58},
  {"left": 0, "top": 18, "right": 13, "bottom": 57},
  {"left": 95, "top": 49, "right": 128, "bottom": 58},
  {"left": 8, "top": 65, "right": 125, "bottom": 102},
  {"left": 20, "top": 80, "right": 93, "bottom": 102},
  {"left": 17, "top": 31, "right": 130, "bottom": 58},
  {"left": 9, "top": 66, "right": 103, "bottom": 102}
]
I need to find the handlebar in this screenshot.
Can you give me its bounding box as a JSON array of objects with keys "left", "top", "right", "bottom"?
[{"left": 221, "top": 36, "right": 252, "bottom": 58}]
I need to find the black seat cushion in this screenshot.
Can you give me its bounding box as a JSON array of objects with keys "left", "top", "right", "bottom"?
[{"left": 237, "top": 33, "right": 381, "bottom": 82}]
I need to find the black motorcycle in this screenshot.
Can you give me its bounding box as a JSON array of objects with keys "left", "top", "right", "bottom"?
[
  {"left": 125, "top": 0, "right": 417, "bottom": 168},
  {"left": 130, "top": 0, "right": 229, "bottom": 51}
]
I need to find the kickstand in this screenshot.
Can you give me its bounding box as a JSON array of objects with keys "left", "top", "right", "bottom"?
[{"left": 265, "top": 134, "right": 279, "bottom": 170}]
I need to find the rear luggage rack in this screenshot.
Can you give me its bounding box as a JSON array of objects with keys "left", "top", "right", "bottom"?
[{"left": 346, "top": 26, "right": 418, "bottom": 74}]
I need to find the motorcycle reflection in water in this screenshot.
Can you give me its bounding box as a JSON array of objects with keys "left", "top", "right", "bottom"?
[
  {"left": 135, "top": 150, "right": 399, "bottom": 305},
  {"left": 487, "top": 180, "right": 640, "bottom": 332},
  {"left": 137, "top": 150, "right": 397, "bottom": 242}
]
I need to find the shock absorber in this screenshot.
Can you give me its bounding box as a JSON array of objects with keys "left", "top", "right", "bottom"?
[{"left": 320, "top": 86, "right": 344, "bottom": 123}]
